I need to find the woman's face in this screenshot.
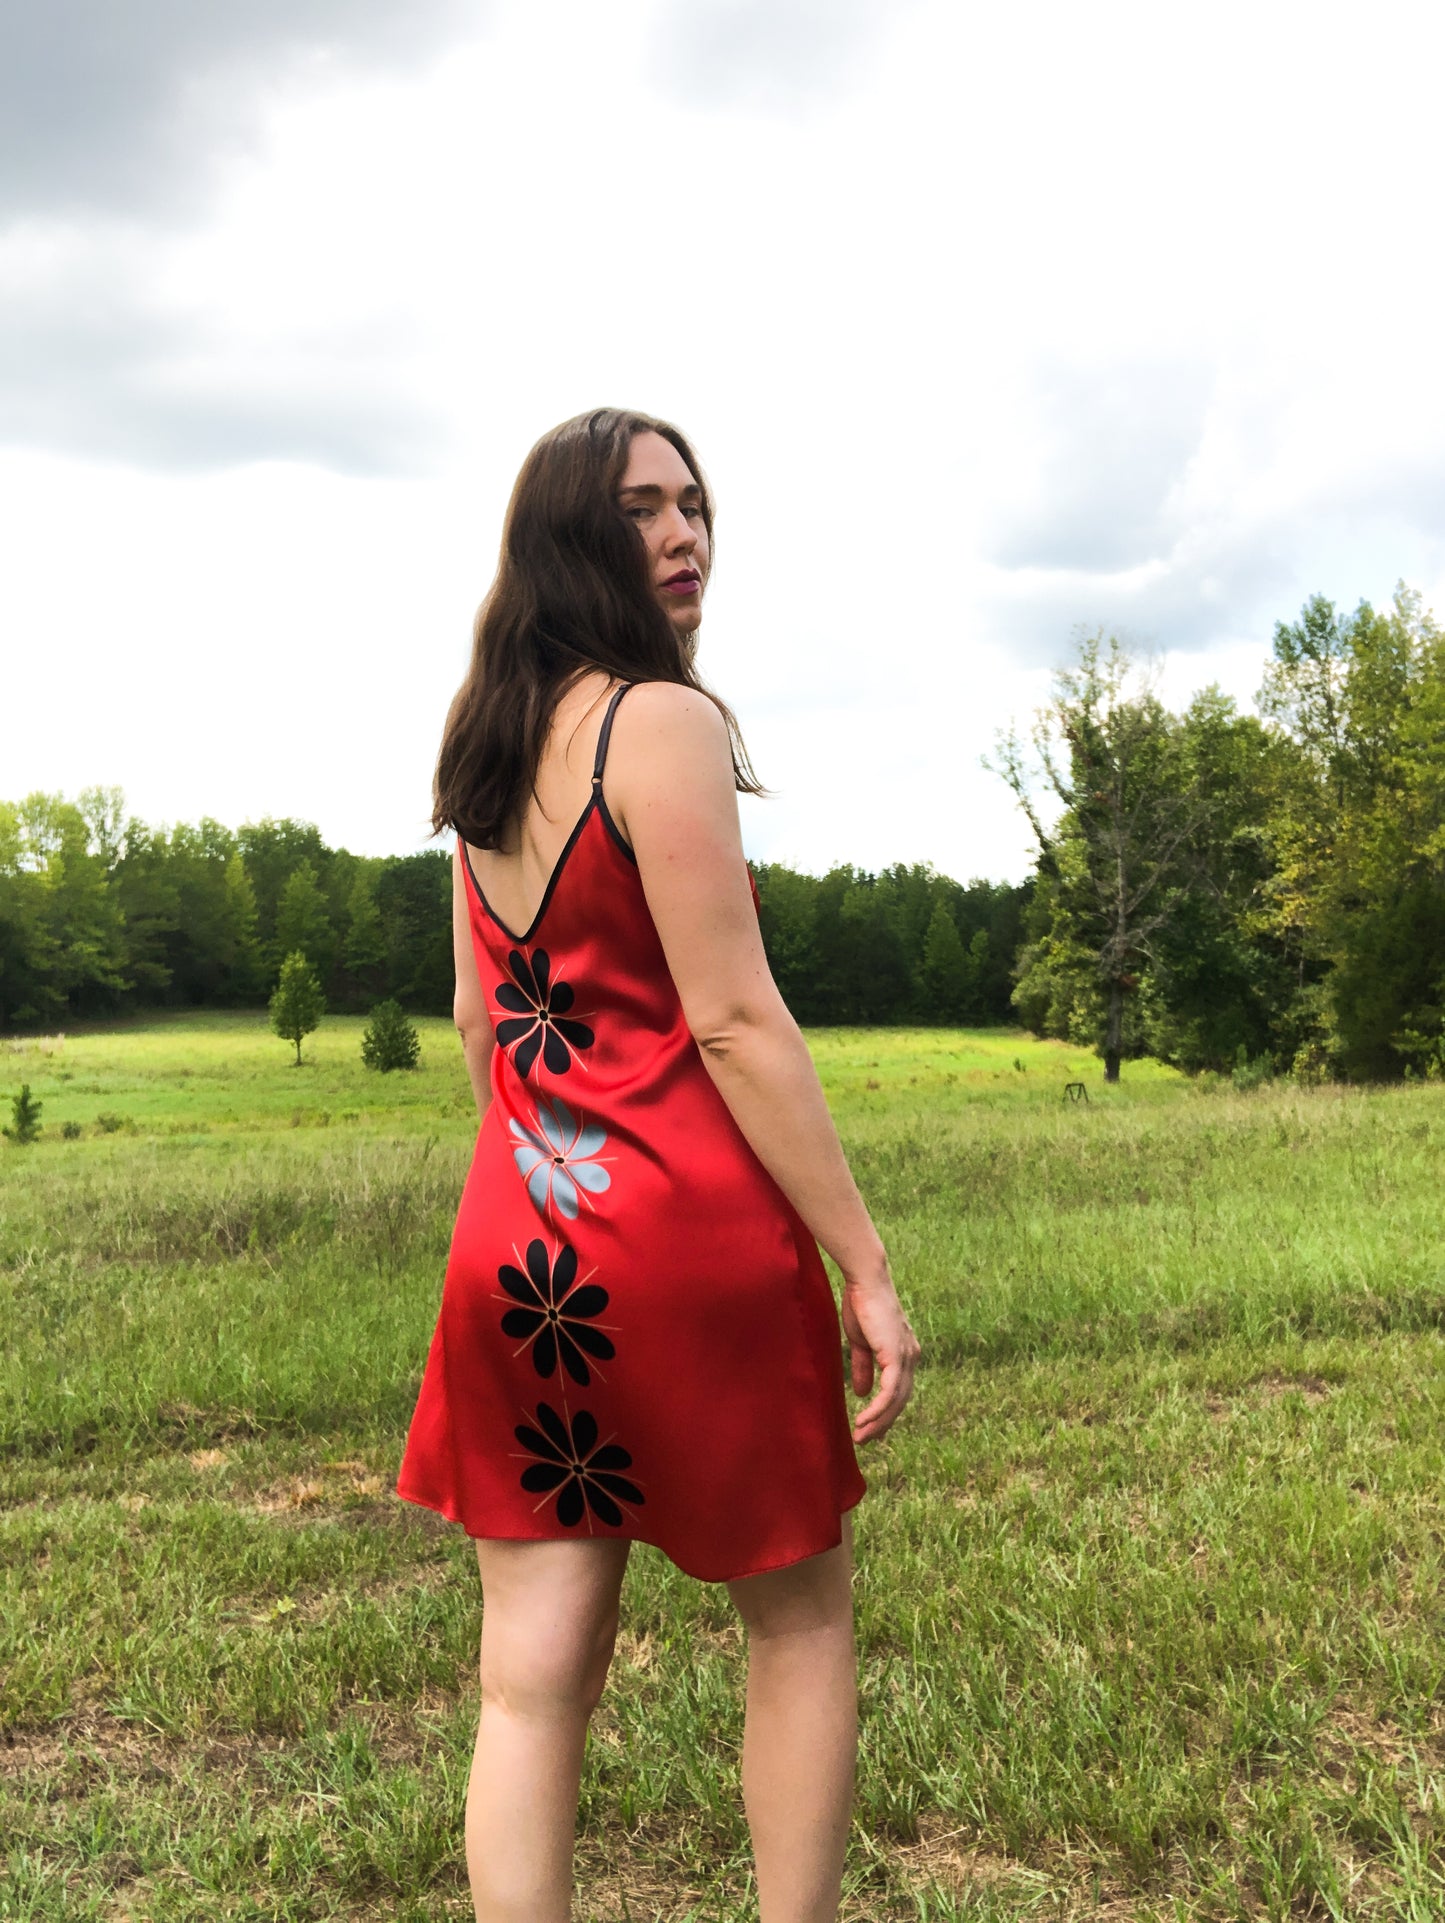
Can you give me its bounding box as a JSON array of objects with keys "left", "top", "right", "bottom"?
[{"left": 617, "top": 429, "right": 711, "bottom": 642}]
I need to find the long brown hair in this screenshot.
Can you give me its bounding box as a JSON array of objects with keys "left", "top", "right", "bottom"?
[{"left": 432, "top": 406, "right": 765, "bottom": 849}]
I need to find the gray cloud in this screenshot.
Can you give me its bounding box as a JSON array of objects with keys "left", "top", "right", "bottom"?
[
  {"left": 981, "top": 535, "right": 1295, "bottom": 669},
  {"left": 979, "top": 484, "right": 1445, "bottom": 677},
  {"left": 972, "top": 355, "right": 1284, "bottom": 663},
  {"left": 0, "top": 0, "right": 475, "bottom": 222},
  {"left": 0, "top": 2, "right": 476, "bottom": 473},
  {"left": 971, "top": 351, "right": 1445, "bottom": 666},
  {"left": 0, "top": 256, "right": 440, "bottom": 474},
  {"left": 647, "top": 0, "right": 906, "bottom": 112}
]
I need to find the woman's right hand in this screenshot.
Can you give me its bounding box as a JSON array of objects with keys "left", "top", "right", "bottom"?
[{"left": 840, "top": 1272, "right": 922, "bottom": 1446}]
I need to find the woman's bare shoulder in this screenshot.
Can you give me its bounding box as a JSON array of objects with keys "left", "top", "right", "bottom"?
[
  {"left": 615, "top": 681, "right": 730, "bottom": 765},
  {"left": 607, "top": 683, "right": 736, "bottom": 844},
  {"left": 621, "top": 679, "right": 725, "bottom": 722}
]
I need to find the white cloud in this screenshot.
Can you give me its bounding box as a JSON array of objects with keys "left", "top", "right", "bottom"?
[{"left": 645, "top": 0, "right": 912, "bottom": 112}]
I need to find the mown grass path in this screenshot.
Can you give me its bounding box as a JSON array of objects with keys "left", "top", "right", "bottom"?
[{"left": 2, "top": 1015, "right": 1443, "bottom": 1919}]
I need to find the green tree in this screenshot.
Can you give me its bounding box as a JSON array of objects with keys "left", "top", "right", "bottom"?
[
  {"left": 155, "top": 819, "right": 228, "bottom": 1003},
  {"left": 1009, "top": 865, "right": 1113, "bottom": 1047},
  {"left": 964, "top": 929, "right": 990, "bottom": 1015},
  {"left": 832, "top": 878, "right": 913, "bottom": 1022},
  {"left": 269, "top": 951, "right": 325, "bottom": 1065},
  {"left": 1132, "top": 687, "right": 1303, "bottom": 1073},
  {"left": 217, "top": 849, "right": 261, "bottom": 1000},
  {"left": 273, "top": 860, "right": 334, "bottom": 982},
  {"left": 874, "top": 861, "right": 944, "bottom": 988},
  {"left": 754, "top": 863, "right": 820, "bottom": 1017},
  {"left": 1322, "top": 590, "right": 1445, "bottom": 1077},
  {"left": 954, "top": 879, "right": 1029, "bottom": 1022},
  {"left": 918, "top": 901, "right": 974, "bottom": 1022},
  {"left": 0, "top": 801, "right": 58, "bottom": 1027},
  {"left": 77, "top": 784, "right": 127, "bottom": 872},
  {"left": 1258, "top": 594, "right": 1353, "bottom": 791},
  {"left": 238, "top": 817, "right": 328, "bottom": 954},
  {"left": 753, "top": 860, "right": 1025, "bottom": 1026},
  {"left": 989, "top": 631, "right": 1212, "bottom": 1082},
  {"left": 112, "top": 816, "right": 179, "bottom": 999},
  {"left": 1255, "top": 583, "right": 1445, "bottom": 1079},
  {"left": 17, "top": 792, "right": 131, "bottom": 1016},
  {"left": 4, "top": 1084, "right": 43, "bottom": 1144},
  {"left": 343, "top": 868, "right": 386, "bottom": 996},
  {"left": 374, "top": 853, "right": 451, "bottom": 1013}
]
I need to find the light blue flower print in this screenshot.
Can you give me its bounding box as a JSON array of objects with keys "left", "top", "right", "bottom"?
[{"left": 509, "top": 1095, "right": 612, "bottom": 1221}]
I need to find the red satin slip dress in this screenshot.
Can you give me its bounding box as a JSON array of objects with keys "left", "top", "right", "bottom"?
[{"left": 395, "top": 680, "right": 867, "bottom": 1581}]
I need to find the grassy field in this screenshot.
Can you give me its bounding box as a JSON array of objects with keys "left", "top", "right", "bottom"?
[{"left": 2, "top": 1012, "right": 1443, "bottom": 1921}]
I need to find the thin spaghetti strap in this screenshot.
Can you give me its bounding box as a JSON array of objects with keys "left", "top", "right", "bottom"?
[{"left": 591, "top": 681, "right": 634, "bottom": 784}]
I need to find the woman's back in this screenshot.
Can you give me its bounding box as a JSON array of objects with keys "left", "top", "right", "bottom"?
[{"left": 460, "top": 675, "right": 625, "bottom": 947}]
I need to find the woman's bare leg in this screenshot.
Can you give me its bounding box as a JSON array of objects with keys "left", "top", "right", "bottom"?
[
  {"left": 726, "top": 1513, "right": 857, "bottom": 1923},
  {"left": 466, "top": 1535, "right": 631, "bottom": 1923}
]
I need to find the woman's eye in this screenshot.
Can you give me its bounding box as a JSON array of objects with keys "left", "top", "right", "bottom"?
[{"left": 625, "top": 506, "right": 652, "bottom": 519}]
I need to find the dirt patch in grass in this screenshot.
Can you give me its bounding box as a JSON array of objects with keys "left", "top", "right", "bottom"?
[
  {"left": 0, "top": 1708, "right": 290, "bottom": 1785},
  {"left": 1316, "top": 1702, "right": 1445, "bottom": 1781},
  {"left": 2, "top": 1689, "right": 467, "bottom": 1788},
  {"left": 155, "top": 1397, "right": 268, "bottom": 1444},
  {"left": 895, "top": 1812, "right": 1038, "bottom": 1891},
  {"left": 573, "top": 1840, "right": 723, "bottom": 1922},
  {"left": 1203, "top": 1372, "right": 1334, "bottom": 1419},
  {"left": 1246, "top": 1371, "right": 1333, "bottom": 1403},
  {"left": 239, "top": 1459, "right": 455, "bottom": 1535},
  {"left": 360, "top": 1688, "right": 469, "bottom": 1765},
  {"left": 572, "top": 1813, "right": 1165, "bottom": 1923}
]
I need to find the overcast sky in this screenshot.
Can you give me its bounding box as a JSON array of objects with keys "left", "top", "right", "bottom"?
[{"left": 5, "top": 0, "right": 1442, "bottom": 884}]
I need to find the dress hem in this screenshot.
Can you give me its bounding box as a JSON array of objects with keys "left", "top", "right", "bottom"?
[{"left": 393, "top": 1476, "right": 867, "bottom": 1585}]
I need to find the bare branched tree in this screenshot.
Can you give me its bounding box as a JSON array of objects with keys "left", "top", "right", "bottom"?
[{"left": 986, "top": 629, "right": 1213, "bottom": 1082}]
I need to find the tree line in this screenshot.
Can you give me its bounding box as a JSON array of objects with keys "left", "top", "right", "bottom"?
[
  {"left": 993, "top": 582, "right": 1445, "bottom": 1082},
  {"left": 10, "top": 577, "right": 1437, "bottom": 1080},
  {"left": 0, "top": 791, "right": 1028, "bottom": 1032},
  {"left": 0, "top": 800, "right": 453, "bottom": 1029}
]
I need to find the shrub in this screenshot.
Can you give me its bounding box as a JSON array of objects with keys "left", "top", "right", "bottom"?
[
  {"left": 1232, "top": 1043, "right": 1275, "bottom": 1092},
  {"left": 1290, "top": 1039, "right": 1333, "bottom": 1086},
  {"left": 95, "top": 1112, "right": 125, "bottom": 1134},
  {"left": 61, "top": 1120, "right": 83, "bottom": 1140},
  {"left": 362, "top": 999, "right": 421, "bottom": 1072},
  {"left": 3, "top": 1084, "right": 42, "bottom": 1144}
]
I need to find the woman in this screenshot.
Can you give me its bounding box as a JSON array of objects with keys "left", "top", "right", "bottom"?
[{"left": 396, "top": 407, "right": 921, "bottom": 1923}]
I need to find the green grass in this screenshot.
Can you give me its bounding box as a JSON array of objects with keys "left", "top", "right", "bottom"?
[{"left": 2, "top": 1016, "right": 1443, "bottom": 1919}]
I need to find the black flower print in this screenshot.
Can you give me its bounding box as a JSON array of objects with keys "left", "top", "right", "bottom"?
[
  {"left": 497, "top": 1238, "right": 615, "bottom": 1387},
  {"left": 513, "top": 1402, "right": 644, "bottom": 1528},
  {"left": 494, "top": 948, "right": 594, "bottom": 1080}
]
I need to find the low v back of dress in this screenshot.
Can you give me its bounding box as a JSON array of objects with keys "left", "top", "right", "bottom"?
[{"left": 461, "top": 682, "right": 627, "bottom": 944}]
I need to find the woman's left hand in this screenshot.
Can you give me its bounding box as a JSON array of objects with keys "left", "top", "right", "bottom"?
[{"left": 840, "top": 1276, "right": 922, "bottom": 1445}]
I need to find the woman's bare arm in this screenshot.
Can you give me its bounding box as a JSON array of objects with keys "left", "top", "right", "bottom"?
[
  {"left": 607, "top": 683, "right": 921, "bottom": 1443},
  {"left": 452, "top": 843, "right": 495, "bottom": 1120}
]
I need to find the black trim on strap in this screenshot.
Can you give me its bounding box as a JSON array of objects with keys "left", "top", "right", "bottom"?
[{"left": 591, "top": 681, "right": 634, "bottom": 784}]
